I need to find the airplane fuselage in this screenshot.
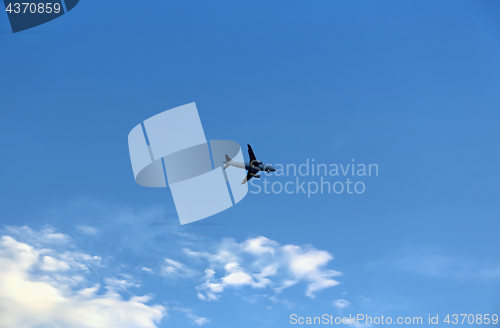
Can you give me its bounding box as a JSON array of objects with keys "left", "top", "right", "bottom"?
[{"left": 225, "top": 161, "right": 271, "bottom": 173}]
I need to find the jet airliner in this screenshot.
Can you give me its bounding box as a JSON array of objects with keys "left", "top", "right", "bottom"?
[{"left": 223, "top": 144, "right": 276, "bottom": 184}]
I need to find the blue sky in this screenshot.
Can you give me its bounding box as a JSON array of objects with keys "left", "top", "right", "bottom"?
[{"left": 1, "top": 1, "right": 500, "bottom": 327}]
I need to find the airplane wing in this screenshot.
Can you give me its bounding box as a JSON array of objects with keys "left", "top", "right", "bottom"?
[
  {"left": 241, "top": 171, "right": 254, "bottom": 185},
  {"left": 247, "top": 144, "right": 257, "bottom": 164}
]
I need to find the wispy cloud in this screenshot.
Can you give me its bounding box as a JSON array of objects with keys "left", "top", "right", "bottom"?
[
  {"left": 369, "top": 244, "right": 500, "bottom": 281},
  {"left": 76, "top": 225, "right": 99, "bottom": 235},
  {"left": 161, "top": 258, "right": 197, "bottom": 278},
  {"left": 173, "top": 307, "right": 210, "bottom": 326},
  {"left": 171, "top": 236, "right": 342, "bottom": 300},
  {"left": 333, "top": 298, "right": 350, "bottom": 310},
  {"left": 4, "top": 225, "right": 71, "bottom": 246}
]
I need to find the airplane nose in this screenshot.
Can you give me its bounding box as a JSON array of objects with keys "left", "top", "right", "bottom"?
[{"left": 265, "top": 165, "right": 276, "bottom": 172}]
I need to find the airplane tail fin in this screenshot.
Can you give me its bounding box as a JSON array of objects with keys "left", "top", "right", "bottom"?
[{"left": 223, "top": 154, "right": 232, "bottom": 169}]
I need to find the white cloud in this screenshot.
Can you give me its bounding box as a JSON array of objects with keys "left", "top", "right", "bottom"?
[
  {"left": 39, "top": 255, "right": 71, "bottom": 271},
  {"left": 196, "top": 278, "right": 225, "bottom": 301},
  {"left": 0, "top": 230, "right": 166, "bottom": 328},
  {"left": 182, "top": 236, "right": 341, "bottom": 300},
  {"left": 174, "top": 307, "right": 209, "bottom": 326},
  {"left": 11, "top": 201, "right": 343, "bottom": 325},
  {"left": 191, "top": 315, "right": 210, "bottom": 326},
  {"left": 205, "top": 293, "right": 218, "bottom": 301},
  {"left": 223, "top": 271, "right": 254, "bottom": 286},
  {"left": 221, "top": 262, "right": 257, "bottom": 287},
  {"left": 4, "top": 226, "right": 71, "bottom": 246},
  {"left": 283, "top": 245, "right": 341, "bottom": 298},
  {"left": 242, "top": 236, "right": 278, "bottom": 255},
  {"left": 203, "top": 282, "right": 224, "bottom": 294},
  {"left": 333, "top": 298, "right": 350, "bottom": 309},
  {"left": 104, "top": 277, "right": 140, "bottom": 292}
]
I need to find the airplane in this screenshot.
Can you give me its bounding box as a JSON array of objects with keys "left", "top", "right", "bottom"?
[{"left": 223, "top": 144, "right": 276, "bottom": 184}]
